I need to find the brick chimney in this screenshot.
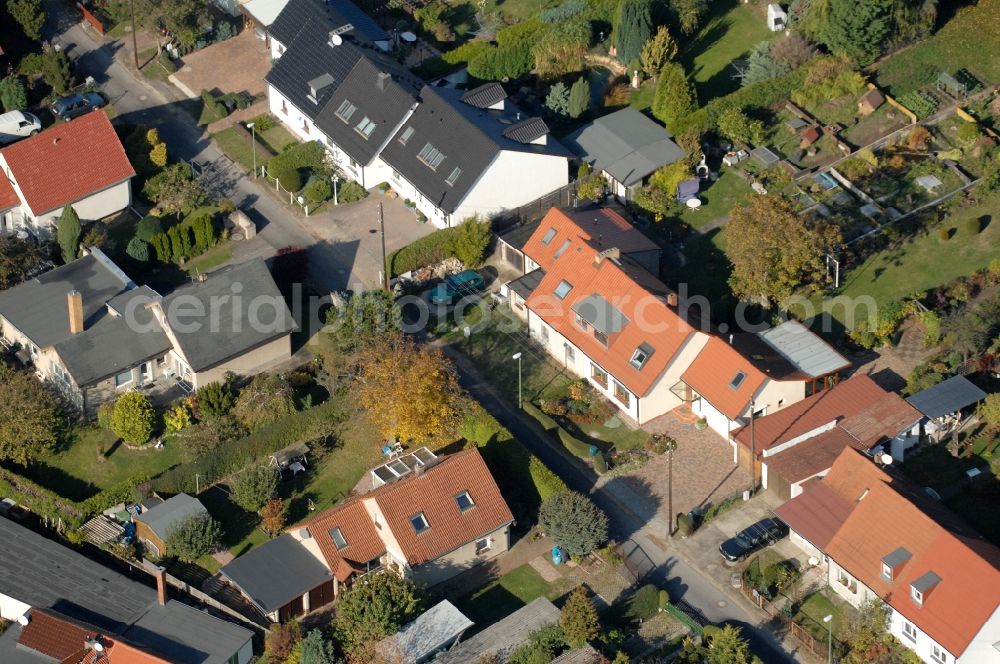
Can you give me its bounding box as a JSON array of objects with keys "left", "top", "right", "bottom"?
[
  {"left": 593, "top": 247, "right": 620, "bottom": 265},
  {"left": 154, "top": 566, "right": 168, "bottom": 605},
  {"left": 67, "top": 290, "right": 84, "bottom": 334}
]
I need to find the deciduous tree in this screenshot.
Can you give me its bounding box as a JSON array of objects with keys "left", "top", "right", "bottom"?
[
  {"left": 231, "top": 373, "right": 297, "bottom": 430},
  {"left": 57, "top": 205, "right": 82, "bottom": 264},
  {"left": 726, "top": 195, "right": 842, "bottom": 307},
  {"left": 0, "top": 76, "right": 28, "bottom": 112},
  {"left": 539, "top": 491, "right": 608, "bottom": 555},
  {"left": 111, "top": 391, "right": 156, "bottom": 445},
  {"left": 716, "top": 105, "right": 765, "bottom": 146},
  {"left": 231, "top": 464, "right": 278, "bottom": 512},
  {"left": 560, "top": 587, "right": 599, "bottom": 646},
  {"left": 532, "top": 19, "right": 591, "bottom": 78},
  {"left": 0, "top": 369, "right": 61, "bottom": 465},
  {"left": 265, "top": 620, "right": 302, "bottom": 663},
  {"left": 327, "top": 290, "right": 402, "bottom": 355},
  {"left": 0, "top": 236, "right": 46, "bottom": 289},
  {"left": 671, "top": 0, "right": 708, "bottom": 35},
  {"left": 165, "top": 513, "right": 223, "bottom": 561},
  {"left": 980, "top": 393, "right": 1000, "bottom": 428},
  {"left": 261, "top": 498, "right": 286, "bottom": 537},
  {"left": 8, "top": 0, "right": 45, "bottom": 41},
  {"left": 357, "top": 338, "right": 461, "bottom": 443},
  {"left": 704, "top": 624, "right": 755, "bottom": 664},
  {"left": 640, "top": 26, "right": 678, "bottom": 79},
  {"left": 613, "top": 0, "right": 652, "bottom": 66},
  {"left": 545, "top": 82, "right": 571, "bottom": 118},
  {"left": 334, "top": 572, "right": 422, "bottom": 659},
  {"left": 142, "top": 163, "right": 210, "bottom": 216},
  {"left": 652, "top": 63, "right": 696, "bottom": 131}
]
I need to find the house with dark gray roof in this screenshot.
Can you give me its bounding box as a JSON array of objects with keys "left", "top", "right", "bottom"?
[
  {"left": 133, "top": 493, "right": 208, "bottom": 558},
  {"left": 0, "top": 250, "right": 295, "bottom": 417},
  {"left": 264, "top": 0, "right": 570, "bottom": 228},
  {"left": 565, "top": 106, "right": 686, "bottom": 201},
  {"left": 0, "top": 515, "right": 254, "bottom": 664},
  {"left": 433, "top": 597, "right": 560, "bottom": 664},
  {"left": 268, "top": 0, "right": 389, "bottom": 58}
]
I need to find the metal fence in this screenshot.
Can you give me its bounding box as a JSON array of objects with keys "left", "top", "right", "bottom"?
[{"left": 738, "top": 577, "right": 844, "bottom": 659}]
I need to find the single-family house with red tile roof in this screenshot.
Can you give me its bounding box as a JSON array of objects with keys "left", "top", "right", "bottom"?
[
  {"left": 0, "top": 110, "right": 134, "bottom": 238},
  {"left": 11, "top": 608, "right": 172, "bottom": 664},
  {"left": 776, "top": 448, "right": 1000, "bottom": 664},
  {"left": 730, "top": 374, "right": 921, "bottom": 498},
  {"left": 220, "top": 448, "right": 514, "bottom": 622}
]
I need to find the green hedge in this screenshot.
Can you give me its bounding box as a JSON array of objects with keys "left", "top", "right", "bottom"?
[
  {"left": 0, "top": 468, "right": 149, "bottom": 529},
  {"left": 528, "top": 455, "right": 569, "bottom": 502},
  {"left": 593, "top": 453, "right": 608, "bottom": 474},
  {"left": 523, "top": 401, "right": 557, "bottom": 432},
  {"left": 151, "top": 399, "right": 346, "bottom": 493},
  {"left": 558, "top": 427, "right": 592, "bottom": 459},
  {"left": 387, "top": 227, "right": 457, "bottom": 276},
  {"left": 679, "top": 66, "right": 809, "bottom": 135}
]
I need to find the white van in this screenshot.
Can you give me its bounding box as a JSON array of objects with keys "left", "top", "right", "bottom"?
[{"left": 0, "top": 111, "right": 42, "bottom": 146}]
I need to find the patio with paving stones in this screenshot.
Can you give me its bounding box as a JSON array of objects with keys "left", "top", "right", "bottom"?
[{"left": 628, "top": 406, "right": 751, "bottom": 517}]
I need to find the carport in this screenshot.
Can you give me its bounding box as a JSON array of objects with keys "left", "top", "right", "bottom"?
[{"left": 906, "top": 375, "right": 987, "bottom": 442}]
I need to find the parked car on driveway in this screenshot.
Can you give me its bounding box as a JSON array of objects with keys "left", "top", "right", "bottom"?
[
  {"left": 0, "top": 110, "right": 42, "bottom": 145},
  {"left": 719, "top": 517, "right": 788, "bottom": 562},
  {"left": 430, "top": 270, "right": 485, "bottom": 305},
  {"left": 50, "top": 92, "right": 106, "bottom": 121}
]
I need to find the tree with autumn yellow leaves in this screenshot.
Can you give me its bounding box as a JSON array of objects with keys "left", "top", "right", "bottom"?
[
  {"left": 357, "top": 337, "right": 461, "bottom": 443},
  {"left": 726, "top": 195, "right": 842, "bottom": 308}
]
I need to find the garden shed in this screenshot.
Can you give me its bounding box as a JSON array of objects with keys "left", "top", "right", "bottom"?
[
  {"left": 751, "top": 146, "right": 781, "bottom": 167},
  {"left": 857, "top": 88, "right": 885, "bottom": 116},
  {"left": 906, "top": 375, "right": 987, "bottom": 442},
  {"left": 766, "top": 4, "right": 787, "bottom": 31},
  {"left": 936, "top": 71, "right": 968, "bottom": 98}
]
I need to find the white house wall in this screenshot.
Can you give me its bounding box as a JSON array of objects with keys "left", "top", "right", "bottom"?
[
  {"left": 889, "top": 606, "right": 957, "bottom": 664},
  {"left": 0, "top": 591, "right": 30, "bottom": 622},
  {"left": 639, "top": 332, "right": 709, "bottom": 424},
  {"left": 692, "top": 396, "right": 733, "bottom": 438},
  {"left": 452, "top": 150, "right": 568, "bottom": 223},
  {"left": 960, "top": 605, "right": 1000, "bottom": 663},
  {"left": 32, "top": 180, "right": 132, "bottom": 229},
  {"left": 268, "top": 86, "right": 322, "bottom": 145}
]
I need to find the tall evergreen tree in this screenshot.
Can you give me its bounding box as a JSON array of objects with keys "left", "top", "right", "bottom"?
[
  {"left": 820, "top": 0, "right": 892, "bottom": 65},
  {"left": 56, "top": 205, "right": 81, "bottom": 264},
  {"left": 651, "top": 63, "right": 696, "bottom": 131},
  {"left": 568, "top": 77, "right": 591, "bottom": 119},
  {"left": 613, "top": 0, "right": 652, "bottom": 66}
]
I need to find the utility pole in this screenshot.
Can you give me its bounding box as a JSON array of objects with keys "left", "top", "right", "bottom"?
[
  {"left": 378, "top": 202, "right": 389, "bottom": 291},
  {"left": 667, "top": 443, "right": 674, "bottom": 535},
  {"left": 129, "top": 0, "right": 140, "bottom": 71},
  {"left": 749, "top": 398, "right": 757, "bottom": 495}
]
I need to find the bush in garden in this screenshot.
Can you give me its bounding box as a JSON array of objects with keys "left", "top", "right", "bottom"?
[
  {"left": 149, "top": 141, "right": 168, "bottom": 168},
  {"left": 197, "top": 379, "right": 236, "bottom": 417},
  {"left": 97, "top": 401, "right": 116, "bottom": 430},
  {"left": 232, "top": 373, "right": 297, "bottom": 431},
  {"left": 231, "top": 464, "right": 278, "bottom": 512},
  {"left": 126, "top": 237, "right": 149, "bottom": 262},
  {"left": 560, "top": 587, "right": 599, "bottom": 646},
  {"left": 163, "top": 404, "right": 192, "bottom": 433},
  {"left": 337, "top": 180, "right": 367, "bottom": 203},
  {"left": 249, "top": 113, "right": 274, "bottom": 131},
  {"left": 150, "top": 232, "right": 172, "bottom": 262},
  {"left": 938, "top": 227, "right": 951, "bottom": 241},
  {"left": 111, "top": 391, "right": 155, "bottom": 445},
  {"left": 449, "top": 215, "right": 491, "bottom": 267},
  {"left": 268, "top": 157, "right": 301, "bottom": 192},
  {"left": 675, "top": 512, "right": 694, "bottom": 537},
  {"left": 303, "top": 177, "right": 332, "bottom": 204},
  {"left": 540, "top": 0, "right": 585, "bottom": 22},
  {"left": 165, "top": 513, "right": 223, "bottom": 561},
  {"left": 539, "top": 491, "right": 608, "bottom": 555},
  {"left": 136, "top": 216, "right": 163, "bottom": 242}
]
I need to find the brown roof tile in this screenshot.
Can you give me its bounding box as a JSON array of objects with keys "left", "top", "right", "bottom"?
[
  {"left": 305, "top": 499, "right": 385, "bottom": 582},
  {"left": 0, "top": 110, "right": 135, "bottom": 215},
  {"left": 17, "top": 609, "right": 93, "bottom": 661},
  {"left": 681, "top": 336, "right": 767, "bottom": 420},
  {"left": 764, "top": 427, "right": 863, "bottom": 485}
]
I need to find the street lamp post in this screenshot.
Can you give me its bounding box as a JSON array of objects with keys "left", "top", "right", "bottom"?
[
  {"left": 512, "top": 352, "right": 522, "bottom": 409},
  {"left": 247, "top": 122, "right": 258, "bottom": 178},
  {"left": 666, "top": 437, "right": 678, "bottom": 535},
  {"left": 823, "top": 614, "right": 833, "bottom": 664},
  {"left": 333, "top": 174, "right": 340, "bottom": 205}
]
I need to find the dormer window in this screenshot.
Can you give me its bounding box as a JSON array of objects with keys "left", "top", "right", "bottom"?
[
  {"left": 335, "top": 99, "right": 357, "bottom": 123},
  {"left": 911, "top": 571, "right": 941, "bottom": 606},
  {"left": 330, "top": 527, "right": 348, "bottom": 550},
  {"left": 881, "top": 546, "right": 912, "bottom": 581},
  {"left": 911, "top": 586, "right": 923, "bottom": 605},
  {"left": 630, "top": 343, "right": 654, "bottom": 370},
  {"left": 455, "top": 491, "right": 475, "bottom": 511},
  {"left": 356, "top": 116, "right": 377, "bottom": 139},
  {"left": 729, "top": 371, "right": 747, "bottom": 389},
  {"left": 541, "top": 228, "right": 556, "bottom": 245},
  {"left": 410, "top": 512, "right": 430, "bottom": 534}
]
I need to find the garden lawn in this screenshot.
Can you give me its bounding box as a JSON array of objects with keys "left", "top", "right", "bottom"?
[
  {"left": 212, "top": 127, "right": 259, "bottom": 173},
  {"left": 24, "top": 427, "right": 184, "bottom": 501},
  {"left": 183, "top": 242, "right": 233, "bottom": 276},
  {"left": 456, "top": 563, "right": 574, "bottom": 629},
  {"left": 258, "top": 124, "right": 298, "bottom": 153},
  {"left": 794, "top": 590, "right": 848, "bottom": 642},
  {"left": 678, "top": 170, "right": 750, "bottom": 230},
  {"left": 802, "top": 197, "right": 1000, "bottom": 330},
  {"left": 680, "top": 0, "right": 777, "bottom": 103},
  {"left": 666, "top": 226, "right": 732, "bottom": 311},
  {"left": 875, "top": 0, "right": 1000, "bottom": 95}
]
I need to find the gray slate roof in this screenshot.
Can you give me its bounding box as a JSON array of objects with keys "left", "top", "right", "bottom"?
[
  {"left": 907, "top": 375, "right": 987, "bottom": 420},
  {"left": 757, "top": 320, "right": 850, "bottom": 379},
  {"left": 0, "top": 516, "right": 252, "bottom": 664},
  {"left": 54, "top": 288, "right": 171, "bottom": 386},
  {"left": 161, "top": 259, "right": 296, "bottom": 372},
  {"left": 508, "top": 268, "right": 545, "bottom": 300},
  {"left": 269, "top": 0, "right": 388, "bottom": 49},
  {"left": 220, "top": 534, "right": 332, "bottom": 614},
  {"left": 379, "top": 85, "right": 570, "bottom": 214},
  {"left": 0, "top": 251, "right": 129, "bottom": 350},
  {"left": 134, "top": 493, "right": 207, "bottom": 541},
  {"left": 572, "top": 293, "right": 629, "bottom": 335},
  {"left": 434, "top": 597, "right": 559, "bottom": 664},
  {"left": 314, "top": 57, "right": 419, "bottom": 166},
  {"left": 376, "top": 600, "right": 473, "bottom": 664},
  {"left": 565, "top": 107, "right": 685, "bottom": 187}
]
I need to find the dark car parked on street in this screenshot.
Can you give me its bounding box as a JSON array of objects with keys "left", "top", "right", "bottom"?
[
  {"left": 50, "top": 92, "right": 106, "bottom": 121},
  {"left": 719, "top": 517, "right": 789, "bottom": 562}
]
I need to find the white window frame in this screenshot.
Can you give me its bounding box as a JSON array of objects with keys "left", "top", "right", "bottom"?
[
  {"left": 410, "top": 512, "right": 429, "bottom": 534},
  {"left": 930, "top": 644, "right": 948, "bottom": 663},
  {"left": 331, "top": 527, "right": 348, "bottom": 550},
  {"left": 115, "top": 369, "right": 133, "bottom": 388},
  {"left": 630, "top": 348, "right": 648, "bottom": 370},
  {"left": 882, "top": 562, "right": 893, "bottom": 581},
  {"left": 902, "top": 620, "right": 916, "bottom": 642},
  {"left": 475, "top": 537, "right": 491, "bottom": 554},
  {"left": 911, "top": 586, "right": 923, "bottom": 605},
  {"left": 355, "top": 116, "right": 377, "bottom": 138},
  {"left": 455, "top": 491, "right": 475, "bottom": 511}
]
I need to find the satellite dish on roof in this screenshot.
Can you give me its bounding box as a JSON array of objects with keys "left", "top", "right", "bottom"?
[
  {"left": 880, "top": 453, "right": 893, "bottom": 465},
  {"left": 330, "top": 33, "right": 343, "bottom": 46},
  {"left": 16, "top": 615, "right": 29, "bottom": 626}
]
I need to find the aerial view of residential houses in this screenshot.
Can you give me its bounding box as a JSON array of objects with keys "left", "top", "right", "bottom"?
[{"left": 0, "top": 0, "right": 999, "bottom": 662}]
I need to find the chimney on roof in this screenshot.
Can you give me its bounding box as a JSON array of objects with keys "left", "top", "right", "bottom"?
[
  {"left": 666, "top": 292, "right": 678, "bottom": 307},
  {"left": 53, "top": 137, "right": 61, "bottom": 145},
  {"left": 729, "top": 334, "right": 734, "bottom": 344},
  {"left": 68, "top": 290, "right": 84, "bottom": 335},
  {"left": 377, "top": 71, "right": 391, "bottom": 91},
  {"left": 154, "top": 566, "right": 168, "bottom": 606},
  {"left": 594, "top": 247, "right": 619, "bottom": 265}
]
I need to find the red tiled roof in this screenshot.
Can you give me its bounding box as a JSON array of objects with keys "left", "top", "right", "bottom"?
[
  {"left": 774, "top": 479, "right": 854, "bottom": 550},
  {"left": 306, "top": 449, "right": 514, "bottom": 576},
  {"left": 681, "top": 336, "right": 767, "bottom": 420},
  {"left": 17, "top": 608, "right": 92, "bottom": 661},
  {"left": 522, "top": 207, "right": 659, "bottom": 265},
  {"left": 764, "top": 426, "right": 862, "bottom": 484},
  {"left": 733, "top": 374, "right": 919, "bottom": 452},
  {"left": 84, "top": 637, "right": 171, "bottom": 663},
  {"left": 780, "top": 449, "right": 1000, "bottom": 658},
  {"left": 524, "top": 216, "right": 696, "bottom": 398},
  {"left": 0, "top": 110, "right": 134, "bottom": 215},
  {"left": 0, "top": 172, "right": 17, "bottom": 210}
]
